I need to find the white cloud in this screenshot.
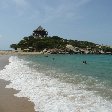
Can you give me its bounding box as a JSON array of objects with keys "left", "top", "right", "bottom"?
[
  {"left": 0, "top": 0, "right": 30, "bottom": 16},
  {"left": 75, "top": 0, "right": 91, "bottom": 7},
  {"left": 0, "top": 0, "right": 91, "bottom": 23},
  {"left": 12, "top": 0, "right": 29, "bottom": 8},
  {"left": 28, "top": 0, "right": 91, "bottom": 24}
]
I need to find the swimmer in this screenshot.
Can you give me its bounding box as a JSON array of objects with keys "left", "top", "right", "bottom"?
[{"left": 83, "top": 61, "right": 87, "bottom": 64}]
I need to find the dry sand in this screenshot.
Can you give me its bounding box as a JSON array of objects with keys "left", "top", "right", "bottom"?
[
  {"left": 0, "top": 50, "right": 42, "bottom": 55},
  {"left": 0, "top": 55, "right": 36, "bottom": 112}
]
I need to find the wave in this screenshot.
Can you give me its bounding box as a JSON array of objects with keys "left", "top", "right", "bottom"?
[{"left": 0, "top": 56, "right": 112, "bottom": 112}]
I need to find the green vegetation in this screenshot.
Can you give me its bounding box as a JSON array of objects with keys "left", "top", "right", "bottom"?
[{"left": 10, "top": 35, "right": 112, "bottom": 54}]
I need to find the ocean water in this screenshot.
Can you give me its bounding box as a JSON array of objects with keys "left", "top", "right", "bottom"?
[{"left": 0, "top": 54, "right": 112, "bottom": 112}]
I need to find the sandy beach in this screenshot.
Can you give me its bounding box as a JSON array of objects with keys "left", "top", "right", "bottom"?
[
  {"left": 0, "top": 50, "right": 42, "bottom": 55},
  {"left": 0, "top": 55, "right": 35, "bottom": 112}
]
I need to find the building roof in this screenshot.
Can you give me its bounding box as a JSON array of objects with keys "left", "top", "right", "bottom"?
[
  {"left": 35, "top": 26, "right": 44, "bottom": 31},
  {"left": 33, "top": 26, "right": 48, "bottom": 37}
]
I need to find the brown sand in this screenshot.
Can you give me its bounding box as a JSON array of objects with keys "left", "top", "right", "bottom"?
[
  {"left": 0, "top": 55, "right": 10, "bottom": 69},
  {"left": 0, "top": 55, "right": 36, "bottom": 112}
]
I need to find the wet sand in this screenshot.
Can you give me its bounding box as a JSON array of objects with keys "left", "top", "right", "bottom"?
[{"left": 0, "top": 55, "right": 36, "bottom": 112}]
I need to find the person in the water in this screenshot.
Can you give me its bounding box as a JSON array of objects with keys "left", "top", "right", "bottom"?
[{"left": 83, "top": 61, "right": 87, "bottom": 64}]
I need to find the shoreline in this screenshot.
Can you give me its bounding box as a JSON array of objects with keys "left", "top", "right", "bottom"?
[
  {"left": 0, "top": 55, "right": 36, "bottom": 112},
  {"left": 0, "top": 50, "right": 42, "bottom": 55},
  {"left": 0, "top": 50, "right": 112, "bottom": 55}
]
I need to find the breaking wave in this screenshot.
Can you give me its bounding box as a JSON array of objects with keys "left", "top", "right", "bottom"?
[{"left": 0, "top": 56, "right": 112, "bottom": 112}]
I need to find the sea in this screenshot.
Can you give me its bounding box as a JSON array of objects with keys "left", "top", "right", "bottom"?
[{"left": 0, "top": 54, "right": 112, "bottom": 112}]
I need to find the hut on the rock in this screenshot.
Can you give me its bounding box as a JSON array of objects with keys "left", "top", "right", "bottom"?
[{"left": 32, "top": 26, "right": 48, "bottom": 38}]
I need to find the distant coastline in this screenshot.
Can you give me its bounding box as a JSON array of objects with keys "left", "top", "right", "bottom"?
[
  {"left": 0, "top": 50, "right": 112, "bottom": 55},
  {"left": 10, "top": 26, "right": 112, "bottom": 55}
]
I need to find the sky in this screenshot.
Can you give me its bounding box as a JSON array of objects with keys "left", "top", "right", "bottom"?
[{"left": 0, "top": 0, "right": 112, "bottom": 50}]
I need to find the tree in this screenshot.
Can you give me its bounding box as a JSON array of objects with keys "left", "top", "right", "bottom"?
[{"left": 10, "top": 44, "right": 18, "bottom": 50}]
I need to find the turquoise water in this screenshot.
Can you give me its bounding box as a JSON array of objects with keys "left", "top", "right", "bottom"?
[
  {"left": 1, "top": 54, "right": 112, "bottom": 111},
  {"left": 20, "top": 54, "right": 112, "bottom": 100}
]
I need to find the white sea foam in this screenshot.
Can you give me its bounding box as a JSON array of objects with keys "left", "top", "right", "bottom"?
[{"left": 0, "top": 56, "right": 112, "bottom": 112}]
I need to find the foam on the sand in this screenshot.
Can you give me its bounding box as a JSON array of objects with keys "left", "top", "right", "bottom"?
[{"left": 0, "top": 56, "right": 112, "bottom": 112}]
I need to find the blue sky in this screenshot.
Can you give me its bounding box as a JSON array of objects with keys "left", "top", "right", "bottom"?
[{"left": 0, "top": 0, "right": 112, "bottom": 50}]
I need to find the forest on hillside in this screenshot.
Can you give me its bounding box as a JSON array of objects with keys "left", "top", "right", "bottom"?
[{"left": 10, "top": 36, "right": 112, "bottom": 54}]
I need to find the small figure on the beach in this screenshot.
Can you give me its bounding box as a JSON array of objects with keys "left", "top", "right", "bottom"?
[{"left": 83, "top": 61, "right": 87, "bottom": 64}]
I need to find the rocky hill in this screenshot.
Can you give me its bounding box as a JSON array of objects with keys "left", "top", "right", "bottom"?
[{"left": 10, "top": 35, "right": 112, "bottom": 54}]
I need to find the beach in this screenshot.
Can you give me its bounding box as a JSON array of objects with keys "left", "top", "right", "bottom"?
[
  {"left": 0, "top": 55, "right": 35, "bottom": 112},
  {"left": 0, "top": 53, "right": 112, "bottom": 111},
  {"left": 0, "top": 50, "right": 42, "bottom": 55}
]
